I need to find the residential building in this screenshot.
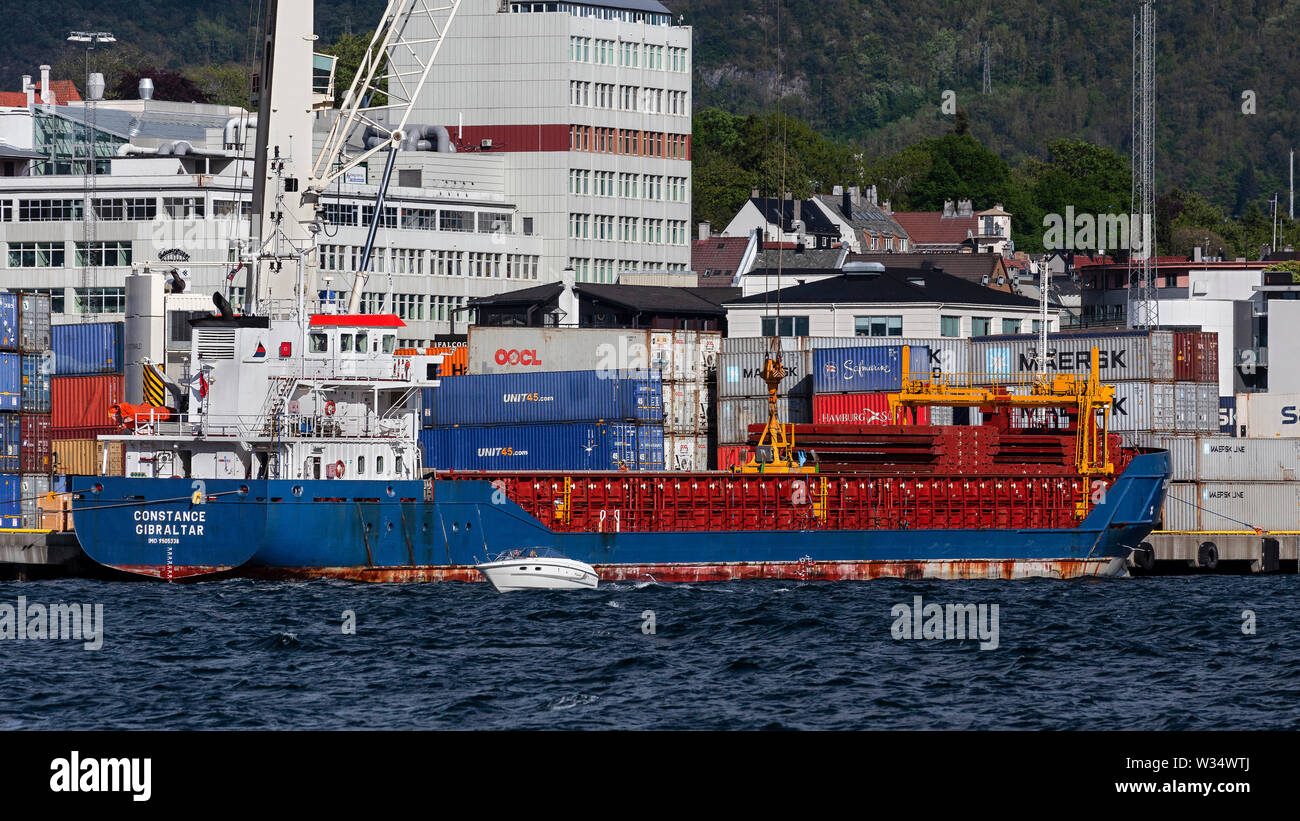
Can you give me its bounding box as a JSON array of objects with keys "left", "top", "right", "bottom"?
[
  {"left": 470, "top": 280, "right": 736, "bottom": 331},
  {"left": 721, "top": 194, "right": 844, "bottom": 249},
  {"left": 890, "top": 200, "right": 1012, "bottom": 255},
  {"left": 401, "top": 0, "right": 693, "bottom": 283},
  {"left": 810, "top": 185, "right": 909, "bottom": 253}
]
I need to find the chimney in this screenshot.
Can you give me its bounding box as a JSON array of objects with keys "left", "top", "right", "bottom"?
[
  {"left": 958, "top": 199, "right": 973, "bottom": 217},
  {"left": 558, "top": 266, "right": 579, "bottom": 327},
  {"left": 866, "top": 185, "right": 878, "bottom": 206},
  {"left": 942, "top": 199, "right": 955, "bottom": 217},
  {"left": 832, "top": 185, "right": 843, "bottom": 195},
  {"left": 139, "top": 78, "right": 154, "bottom": 100},
  {"left": 1192, "top": 246, "right": 1202, "bottom": 262},
  {"left": 39, "top": 65, "right": 50, "bottom": 105},
  {"left": 882, "top": 199, "right": 891, "bottom": 214},
  {"left": 751, "top": 188, "right": 760, "bottom": 198},
  {"left": 698, "top": 221, "right": 710, "bottom": 241},
  {"left": 841, "top": 188, "right": 852, "bottom": 218},
  {"left": 87, "top": 72, "right": 105, "bottom": 102},
  {"left": 22, "top": 74, "right": 32, "bottom": 108},
  {"left": 848, "top": 185, "right": 860, "bottom": 205},
  {"left": 792, "top": 197, "right": 801, "bottom": 229}
]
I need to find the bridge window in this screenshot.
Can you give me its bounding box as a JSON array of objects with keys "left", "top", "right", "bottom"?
[
  {"left": 355, "top": 331, "right": 369, "bottom": 353},
  {"left": 357, "top": 455, "right": 366, "bottom": 476},
  {"left": 309, "top": 332, "right": 328, "bottom": 353},
  {"left": 376, "top": 455, "right": 385, "bottom": 475}
]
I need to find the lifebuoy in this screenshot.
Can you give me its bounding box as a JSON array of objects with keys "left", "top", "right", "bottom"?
[
  {"left": 334, "top": 460, "right": 346, "bottom": 478},
  {"left": 324, "top": 400, "right": 336, "bottom": 416}
]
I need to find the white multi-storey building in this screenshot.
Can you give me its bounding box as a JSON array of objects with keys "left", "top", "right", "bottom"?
[
  {"left": 403, "top": 0, "right": 692, "bottom": 282},
  {"left": 0, "top": 94, "right": 544, "bottom": 346}
]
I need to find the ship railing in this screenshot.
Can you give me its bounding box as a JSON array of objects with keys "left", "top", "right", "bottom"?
[
  {"left": 266, "top": 360, "right": 414, "bottom": 383},
  {"left": 123, "top": 410, "right": 409, "bottom": 440}
]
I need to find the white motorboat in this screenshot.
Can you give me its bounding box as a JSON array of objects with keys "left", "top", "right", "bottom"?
[{"left": 476, "top": 548, "right": 599, "bottom": 592}]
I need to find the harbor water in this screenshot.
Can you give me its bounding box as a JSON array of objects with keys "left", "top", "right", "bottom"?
[{"left": 1, "top": 575, "right": 1295, "bottom": 730}]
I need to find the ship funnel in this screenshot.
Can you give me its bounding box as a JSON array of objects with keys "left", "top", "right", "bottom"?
[{"left": 212, "top": 291, "right": 235, "bottom": 320}]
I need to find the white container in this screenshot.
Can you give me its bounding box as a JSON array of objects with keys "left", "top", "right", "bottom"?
[
  {"left": 969, "top": 331, "right": 1155, "bottom": 384},
  {"left": 664, "top": 434, "right": 708, "bottom": 471},
  {"left": 717, "top": 395, "right": 812, "bottom": 444},
  {"left": 1196, "top": 481, "right": 1300, "bottom": 532},
  {"left": 468, "top": 327, "right": 720, "bottom": 378},
  {"left": 1236, "top": 392, "right": 1300, "bottom": 438},
  {"left": 1161, "top": 481, "right": 1201, "bottom": 531},
  {"left": 1195, "top": 437, "right": 1300, "bottom": 482}
]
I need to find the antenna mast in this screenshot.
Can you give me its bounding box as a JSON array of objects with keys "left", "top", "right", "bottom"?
[{"left": 1127, "top": 0, "right": 1158, "bottom": 328}]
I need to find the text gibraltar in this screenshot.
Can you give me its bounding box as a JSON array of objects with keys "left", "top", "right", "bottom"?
[{"left": 132, "top": 509, "right": 206, "bottom": 536}]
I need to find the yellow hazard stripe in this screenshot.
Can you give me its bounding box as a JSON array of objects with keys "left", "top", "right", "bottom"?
[{"left": 143, "top": 365, "right": 166, "bottom": 407}]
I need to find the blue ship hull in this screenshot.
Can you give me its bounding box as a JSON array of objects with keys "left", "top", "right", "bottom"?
[{"left": 69, "top": 452, "right": 1170, "bottom": 582}]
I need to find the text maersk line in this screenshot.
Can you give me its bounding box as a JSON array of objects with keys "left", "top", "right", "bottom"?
[{"left": 132, "top": 509, "right": 206, "bottom": 536}]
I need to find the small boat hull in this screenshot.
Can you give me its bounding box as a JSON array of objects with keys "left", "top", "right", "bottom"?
[{"left": 476, "top": 557, "right": 599, "bottom": 592}]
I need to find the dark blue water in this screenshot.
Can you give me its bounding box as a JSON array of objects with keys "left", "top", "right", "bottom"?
[{"left": 1, "top": 576, "right": 1297, "bottom": 730}]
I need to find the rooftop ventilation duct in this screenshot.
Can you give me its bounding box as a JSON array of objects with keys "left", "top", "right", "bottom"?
[
  {"left": 842, "top": 261, "right": 885, "bottom": 276},
  {"left": 138, "top": 78, "right": 154, "bottom": 100},
  {"left": 87, "top": 72, "right": 105, "bottom": 101}
]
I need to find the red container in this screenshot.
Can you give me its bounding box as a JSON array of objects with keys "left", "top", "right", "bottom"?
[
  {"left": 51, "top": 425, "right": 120, "bottom": 440},
  {"left": 812, "top": 392, "right": 929, "bottom": 425},
  {"left": 20, "top": 413, "right": 51, "bottom": 473},
  {"left": 1197, "top": 331, "right": 1218, "bottom": 384},
  {"left": 716, "top": 445, "right": 749, "bottom": 471},
  {"left": 1172, "top": 332, "right": 1196, "bottom": 381},
  {"left": 52, "top": 374, "right": 124, "bottom": 429}
]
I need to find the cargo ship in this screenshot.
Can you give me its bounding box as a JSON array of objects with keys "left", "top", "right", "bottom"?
[{"left": 66, "top": 295, "right": 1170, "bottom": 582}]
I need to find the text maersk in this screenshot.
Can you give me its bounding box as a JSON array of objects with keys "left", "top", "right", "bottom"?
[
  {"left": 132, "top": 509, "right": 206, "bottom": 536},
  {"left": 1016, "top": 349, "right": 1127, "bottom": 371}
]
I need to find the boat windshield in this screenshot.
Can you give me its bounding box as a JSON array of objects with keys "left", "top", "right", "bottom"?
[{"left": 489, "top": 547, "right": 566, "bottom": 562}]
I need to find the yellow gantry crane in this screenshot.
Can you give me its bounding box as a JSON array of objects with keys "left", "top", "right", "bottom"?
[{"left": 736, "top": 355, "right": 818, "bottom": 474}]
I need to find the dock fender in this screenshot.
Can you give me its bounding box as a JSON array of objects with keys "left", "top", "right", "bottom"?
[
  {"left": 1133, "top": 541, "right": 1156, "bottom": 571},
  {"left": 1197, "top": 541, "right": 1219, "bottom": 571}
]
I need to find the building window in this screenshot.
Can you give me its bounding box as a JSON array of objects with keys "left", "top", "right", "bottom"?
[
  {"left": 162, "top": 197, "right": 205, "bottom": 219},
  {"left": 1002, "top": 319, "right": 1021, "bottom": 335},
  {"left": 761, "top": 315, "right": 809, "bottom": 337},
  {"left": 75, "top": 241, "right": 133, "bottom": 267},
  {"left": 972, "top": 317, "right": 992, "bottom": 336},
  {"left": 854, "top": 315, "right": 903, "bottom": 337},
  {"left": 73, "top": 287, "right": 126, "bottom": 314},
  {"left": 940, "top": 316, "right": 961, "bottom": 338},
  {"left": 17, "top": 199, "right": 83, "bottom": 221},
  {"left": 7, "top": 241, "right": 65, "bottom": 267}
]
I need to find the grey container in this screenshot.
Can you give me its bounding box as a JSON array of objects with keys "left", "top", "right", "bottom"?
[
  {"left": 969, "top": 331, "right": 1154, "bottom": 384},
  {"left": 468, "top": 328, "right": 719, "bottom": 378},
  {"left": 1161, "top": 482, "right": 1202, "bottom": 531},
  {"left": 1109, "top": 380, "right": 1156, "bottom": 432},
  {"left": 18, "top": 293, "right": 51, "bottom": 354},
  {"left": 1149, "top": 382, "right": 1175, "bottom": 431},
  {"left": 1193, "top": 482, "right": 1300, "bottom": 532},
  {"left": 717, "top": 395, "right": 812, "bottom": 444},
  {"left": 1149, "top": 330, "right": 1175, "bottom": 381},
  {"left": 1196, "top": 384, "right": 1219, "bottom": 433},
  {"left": 1118, "top": 433, "right": 1199, "bottom": 480},
  {"left": 1195, "top": 437, "right": 1300, "bottom": 482},
  {"left": 19, "top": 473, "right": 49, "bottom": 528}
]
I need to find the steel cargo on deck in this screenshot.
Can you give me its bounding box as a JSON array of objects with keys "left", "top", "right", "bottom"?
[
  {"left": 51, "top": 321, "right": 125, "bottom": 376},
  {"left": 51, "top": 374, "right": 124, "bottom": 429},
  {"left": 20, "top": 353, "right": 50, "bottom": 412},
  {"left": 17, "top": 293, "right": 50, "bottom": 353},
  {"left": 419, "top": 422, "right": 663, "bottom": 471},
  {"left": 0, "top": 293, "right": 17, "bottom": 352},
  {"left": 19, "top": 413, "right": 50, "bottom": 473},
  {"left": 0, "top": 413, "right": 18, "bottom": 474},
  {"left": 969, "top": 330, "right": 1157, "bottom": 384},
  {"left": 420, "top": 370, "right": 662, "bottom": 427}
]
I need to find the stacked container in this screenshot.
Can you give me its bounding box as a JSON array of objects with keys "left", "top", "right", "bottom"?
[
  {"left": 0, "top": 294, "right": 18, "bottom": 525},
  {"left": 418, "top": 370, "right": 665, "bottom": 471},
  {"left": 810, "top": 345, "right": 932, "bottom": 427},
  {"left": 969, "top": 329, "right": 1219, "bottom": 433},
  {"left": 466, "top": 327, "right": 719, "bottom": 471},
  {"left": 49, "top": 321, "right": 126, "bottom": 478}
]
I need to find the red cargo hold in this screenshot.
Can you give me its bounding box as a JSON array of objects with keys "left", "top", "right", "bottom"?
[{"left": 52, "top": 374, "right": 124, "bottom": 430}]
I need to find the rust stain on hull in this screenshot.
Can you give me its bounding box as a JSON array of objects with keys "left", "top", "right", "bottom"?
[{"left": 241, "top": 558, "right": 1125, "bottom": 583}]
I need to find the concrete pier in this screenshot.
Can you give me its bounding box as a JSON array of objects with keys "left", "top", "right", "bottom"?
[
  {"left": 1129, "top": 532, "right": 1300, "bottom": 575},
  {"left": 0, "top": 530, "right": 84, "bottom": 580}
]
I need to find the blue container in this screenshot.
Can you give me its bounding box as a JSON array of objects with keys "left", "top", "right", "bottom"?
[
  {"left": 20, "top": 353, "right": 51, "bottom": 412},
  {"left": 420, "top": 422, "right": 663, "bottom": 471},
  {"left": 812, "top": 345, "right": 930, "bottom": 394},
  {"left": 52, "top": 321, "right": 125, "bottom": 376},
  {"left": 421, "top": 370, "right": 663, "bottom": 428},
  {"left": 0, "top": 413, "right": 18, "bottom": 474},
  {"left": 0, "top": 353, "right": 19, "bottom": 412},
  {"left": 1219, "top": 396, "right": 1237, "bottom": 435},
  {"left": 0, "top": 474, "right": 19, "bottom": 527},
  {"left": 0, "top": 294, "right": 17, "bottom": 352}
]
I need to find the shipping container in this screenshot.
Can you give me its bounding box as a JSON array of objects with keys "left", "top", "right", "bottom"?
[
  {"left": 717, "top": 395, "right": 812, "bottom": 444},
  {"left": 811, "top": 345, "right": 929, "bottom": 394},
  {"left": 18, "top": 292, "right": 50, "bottom": 353},
  {"left": 1161, "top": 481, "right": 1300, "bottom": 532},
  {"left": 1149, "top": 330, "right": 1174, "bottom": 381},
  {"left": 21, "top": 353, "right": 51, "bottom": 412},
  {"left": 0, "top": 352, "right": 19, "bottom": 412},
  {"left": 419, "top": 422, "right": 663, "bottom": 472},
  {"left": 51, "top": 321, "right": 125, "bottom": 376},
  {"left": 50, "top": 425, "right": 119, "bottom": 440},
  {"left": 0, "top": 474, "right": 20, "bottom": 528},
  {"left": 969, "top": 330, "right": 1156, "bottom": 384},
  {"left": 1150, "top": 382, "right": 1174, "bottom": 432},
  {"left": 811, "top": 392, "right": 931, "bottom": 426},
  {"left": 1108, "top": 380, "right": 1157, "bottom": 432},
  {"left": 0, "top": 293, "right": 17, "bottom": 352},
  {"left": 420, "top": 370, "right": 662, "bottom": 427},
  {"left": 663, "top": 380, "right": 708, "bottom": 434},
  {"left": 1218, "top": 396, "right": 1236, "bottom": 435},
  {"left": 19, "top": 474, "right": 49, "bottom": 528},
  {"left": 467, "top": 327, "right": 720, "bottom": 378},
  {"left": 98, "top": 440, "right": 125, "bottom": 477},
  {"left": 51, "top": 374, "right": 124, "bottom": 429},
  {"left": 1198, "top": 332, "right": 1219, "bottom": 384},
  {"left": 1196, "top": 384, "right": 1218, "bottom": 432},
  {"left": 1118, "top": 433, "right": 1199, "bottom": 481},
  {"left": 0, "top": 413, "right": 18, "bottom": 473},
  {"left": 664, "top": 434, "right": 709, "bottom": 471},
  {"left": 53, "top": 438, "right": 100, "bottom": 475},
  {"left": 19, "top": 413, "right": 51, "bottom": 473},
  {"left": 716, "top": 445, "right": 749, "bottom": 472},
  {"left": 1236, "top": 392, "right": 1300, "bottom": 438},
  {"left": 719, "top": 336, "right": 966, "bottom": 398}
]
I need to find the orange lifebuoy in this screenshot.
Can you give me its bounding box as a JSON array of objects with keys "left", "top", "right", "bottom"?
[
  {"left": 334, "top": 460, "right": 345, "bottom": 477},
  {"left": 324, "top": 400, "right": 336, "bottom": 416}
]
